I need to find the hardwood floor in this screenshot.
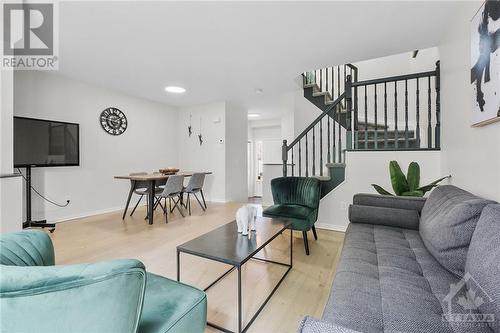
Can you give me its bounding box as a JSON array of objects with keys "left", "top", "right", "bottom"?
[{"left": 50, "top": 201, "right": 345, "bottom": 333}]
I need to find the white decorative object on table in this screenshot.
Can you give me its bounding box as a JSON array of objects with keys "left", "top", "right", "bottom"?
[
  {"left": 236, "top": 206, "right": 249, "bottom": 234},
  {"left": 236, "top": 204, "right": 262, "bottom": 236}
]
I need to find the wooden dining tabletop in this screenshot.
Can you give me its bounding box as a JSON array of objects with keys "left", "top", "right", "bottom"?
[{"left": 114, "top": 171, "right": 212, "bottom": 181}]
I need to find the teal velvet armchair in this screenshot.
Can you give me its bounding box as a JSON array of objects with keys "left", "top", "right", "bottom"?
[
  {"left": 263, "top": 177, "right": 321, "bottom": 255},
  {"left": 0, "top": 230, "right": 207, "bottom": 333}
]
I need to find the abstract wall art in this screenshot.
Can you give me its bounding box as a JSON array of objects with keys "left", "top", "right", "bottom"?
[{"left": 471, "top": 1, "right": 500, "bottom": 127}]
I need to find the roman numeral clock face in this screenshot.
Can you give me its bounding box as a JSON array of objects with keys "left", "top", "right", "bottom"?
[{"left": 100, "top": 107, "right": 127, "bottom": 135}]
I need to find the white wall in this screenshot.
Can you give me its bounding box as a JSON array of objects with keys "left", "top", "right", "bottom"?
[
  {"left": 225, "top": 102, "right": 248, "bottom": 202},
  {"left": 281, "top": 110, "right": 294, "bottom": 143},
  {"left": 177, "top": 102, "right": 226, "bottom": 202},
  {"left": 353, "top": 47, "right": 439, "bottom": 81},
  {"left": 1, "top": 68, "right": 23, "bottom": 232},
  {"left": 438, "top": 2, "right": 500, "bottom": 202},
  {"left": 13, "top": 71, "right": 179, "bottom": 222},
  {"left": 1, "top": 69, "right": 14, "bottom": 173},
  {"left": 316, "top": 150, "right": 442, "bottom": 231}
]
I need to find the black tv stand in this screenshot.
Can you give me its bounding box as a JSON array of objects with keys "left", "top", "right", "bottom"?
[{"left": 22, "top": 166, "right": 56, "bottom": 233}]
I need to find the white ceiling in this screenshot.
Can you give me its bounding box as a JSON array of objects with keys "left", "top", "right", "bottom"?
[{"left": 57, "top": 1, "right": 463, "bottom": 108}]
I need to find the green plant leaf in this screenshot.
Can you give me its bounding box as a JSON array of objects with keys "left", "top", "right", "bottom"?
[
  {"left": 401, "top": 190, "right": 424, "bottom": 197},
  {"left": 389, "top": 161, "right": 409, "bottom": 196},
  {"left": 418, "top": 175, "right": 451, "bottom": 195},
  {"left": 407, "top": 162, "right": 420, "bottom": 191},
  {"left": 372, "top": 184, "right": 394, "bottom": 196}
]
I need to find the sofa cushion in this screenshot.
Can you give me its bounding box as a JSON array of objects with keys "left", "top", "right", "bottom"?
[
  {"left": 138, "top": 273, "right": 206, "bottom": 333},
  {"left": 323, "top": 223, "right": 492, "bottom": 333},
  {"left": 419, "top": 185, "right": 494, "bottom": 277},
  {"left": 465, "top": 204, "right": 500, "bottom": 333}
]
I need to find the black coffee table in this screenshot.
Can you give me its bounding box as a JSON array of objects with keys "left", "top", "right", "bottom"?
[{"left": 176, "top": 217, "right": 293, "bottom": 333}]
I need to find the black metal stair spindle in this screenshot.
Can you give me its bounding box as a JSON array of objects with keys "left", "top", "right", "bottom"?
[
  {"left": 346, "top": 75, "right": 353, "bottom": 151},
  {"left": 394, "top": 81, "right": 399, "bottom": 149},
  {"left": 343, "top": 65, "right": 347, "bottom": 93},
  {"left": 435, "top": 61, "right": 441, "bottom": 149},
  {"left": 416, "top": 78, "right": 421, "bottom": 147},
  {"left": 405, "top": 79, "right": 409, "bottom": 148},
  {"left": 298, "top": 140, "right": 302, "bottom": 177},
  {"left": 305, "top": 133, "right": 309, "bottom": 177},
  {"left": 320, "top": 119, "right": 323, "bottom": 176},
  {"left": 291, "top": 147, "right": 294, "bottom": 176},
  {"left": 374, "top": 84, "right": 378, "bottom": 149},
  {"left": 327, "top": 112, "right": 331, "bottom": 163},
  {"left": 354, "top": 85, "right": 358, "bottom": 149},
  {"left": 384, "top": 82, "right": 388, "bottom": 149},
  {"left": 364, "top": 85, "right": 368, "bottom": 149},
  {"left": 332, "top": 109, "right": 336, "bottom": 163},
  {"left": 338, "top": 114, "right": 342, "bottom": 163},
  {"left": 427, "top": 76, "right": 432, "bottom": 148},
  {"left": 282, "top": 140, "right": 288, "bottom": 176},
  {"left": 312, "top": 126, "right": 316, "bottom": 176}
]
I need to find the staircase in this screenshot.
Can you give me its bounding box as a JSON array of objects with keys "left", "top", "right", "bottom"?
[{"left": 282, "top": 62, "right": 441, "bottom": 197}]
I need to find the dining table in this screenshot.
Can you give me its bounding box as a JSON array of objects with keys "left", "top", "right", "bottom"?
[{"left": 114, "top": 171, "right": 212, "bottom": 225}]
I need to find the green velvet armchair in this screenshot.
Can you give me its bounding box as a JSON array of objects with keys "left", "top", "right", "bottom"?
[
  {"left": 263, "top": 177, "right": 321, "bottom": 255},
  {"left": 0, "top": 230, "right": 207, "bottom": 333}
]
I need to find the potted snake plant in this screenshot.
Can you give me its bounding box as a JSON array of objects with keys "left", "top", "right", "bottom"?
[{"left": 372, "top": 161, "right": 450, "bottom": 197}]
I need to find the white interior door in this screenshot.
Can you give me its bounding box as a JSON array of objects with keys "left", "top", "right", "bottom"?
[{"left": 247, "top": 141, "right": 253, "bottom": 197}]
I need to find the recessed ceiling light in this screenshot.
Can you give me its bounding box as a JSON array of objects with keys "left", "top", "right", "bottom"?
[
  {"left": 165, "top": 86, "right": 186, "bottom": 94},
  {"left": 248, "top": 113, "right": 261, "bottom": 118},
  {"left": 255, "top": 88, "right": 263, "bottom": 94}
]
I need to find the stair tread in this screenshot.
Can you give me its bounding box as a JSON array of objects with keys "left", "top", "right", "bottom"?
[
  {"left": 312, "top": 176, "right": 331, "bottom": 181},
  {"left": 356, "top": 129, "right": 414, "bottom": 133},
  {"left": 325, "top": 163, "right": 346, "bottom": 168},
  {"left": 304, "top": 83, "right": 318, "bottom": 89},
  {"left": 356, "top": 138, "right": 417, "bottom": 143},
  {"left": 312, "top": 91, "right": 332, "bottom": 98}
]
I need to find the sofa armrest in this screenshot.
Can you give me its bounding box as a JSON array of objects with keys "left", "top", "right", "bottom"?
[
  {"left": 349, "top": 204, "right": 420, "bottom": 230},
  {"left": 353, "top": 193, "right": 426, "bottom": 213},
  {"left": 0, "top": 259, "right": 146, "bottom": 333},
  {"left": 298, "top": 316, "right": 363, "bottom": 333}
]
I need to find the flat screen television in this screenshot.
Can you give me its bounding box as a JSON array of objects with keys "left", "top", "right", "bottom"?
[{"left": 13, "top": 116, "right": 80, "bottom": 168}]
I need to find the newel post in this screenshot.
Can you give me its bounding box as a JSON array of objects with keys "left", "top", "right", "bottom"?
[
  {"left": 345, "top": 74, "right": 353, "bottom": 150},
  {"left": 282, "top": 140, "right": 288, "bottom": 177},
  {"left": 435, "top": 60, "right": 441, "bottom": 149}
]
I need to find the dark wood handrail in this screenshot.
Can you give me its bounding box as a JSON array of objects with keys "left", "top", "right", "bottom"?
[
  {"left": 351, "top": 70, "right": 436, "bottom": 87},
  {"left": 286, "top": 93, "right": 346, "bottom": 150}
]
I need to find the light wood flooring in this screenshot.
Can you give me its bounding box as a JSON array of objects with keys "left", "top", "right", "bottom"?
[{"left": 49, "top": 201, "right": 345, "bottom": 333}]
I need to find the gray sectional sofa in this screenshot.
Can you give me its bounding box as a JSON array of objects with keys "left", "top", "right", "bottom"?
[{"left": 299, "top": 185, "right": 500, "bottom": 333}]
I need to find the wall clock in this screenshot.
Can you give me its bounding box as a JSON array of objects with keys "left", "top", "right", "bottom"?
[{"left": 100, "top": 107, "right": 127, "bottom": 135}]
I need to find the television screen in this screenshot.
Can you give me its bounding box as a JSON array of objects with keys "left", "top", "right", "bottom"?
[{"left": 14, "top": 117, "right": 80, "bottom": 168}]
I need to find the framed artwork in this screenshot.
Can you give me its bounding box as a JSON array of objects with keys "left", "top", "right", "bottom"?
[{"left": 470, "top": 1, "right": 500, "bottom": 127}]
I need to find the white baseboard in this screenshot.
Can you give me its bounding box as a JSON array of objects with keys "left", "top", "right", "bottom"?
[
  {"left": 209, "top": 198, "right": 227, "bottom": 203},
  {"left": 51, "top": 199, "right": 225, "bottom": 224},
  {"left": 315, "top": 222, "right": 347, "bottom": 232},
  {"left": 51, "top": 206, "right": 126, "bottom": 224}
]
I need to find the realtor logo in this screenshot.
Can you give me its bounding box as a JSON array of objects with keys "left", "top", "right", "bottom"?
[
  {"left": 2, "top": 1, "right": 58, "bottom": 69},
  {"left": 442, "top": 272, "right": 495, "bottom": 327}
]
